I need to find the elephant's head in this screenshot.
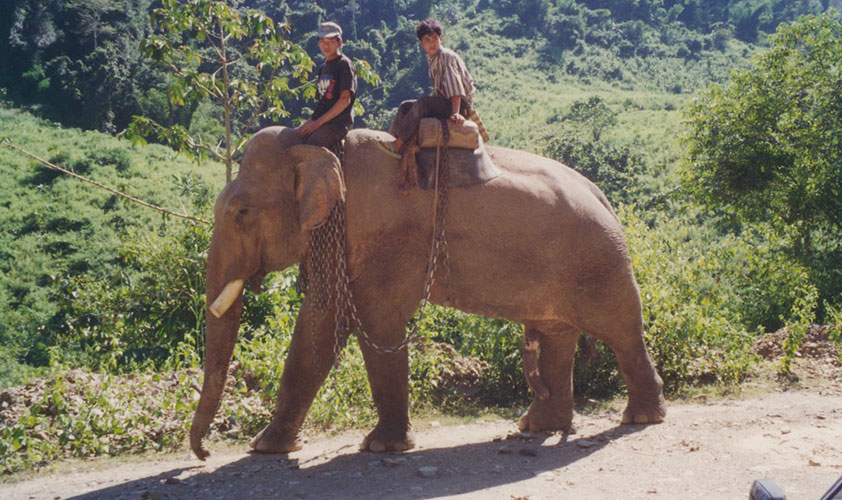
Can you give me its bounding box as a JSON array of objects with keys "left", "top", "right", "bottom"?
[{"left": 190, "top": 126, "right": 345, "bottom": 460}]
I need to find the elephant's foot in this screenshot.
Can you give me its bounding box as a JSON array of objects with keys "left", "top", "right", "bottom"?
[
  {"left": 621, "top": 392, "right": 667, "bottom": 425},
  {"left": 517, "top": 399, "right": 574, "bottom": 433},
  {"left": 250, "top": 421, "right": 302, "bottom": 453},
  {"left": 360, "top": 424, "right": 416, "bottom": 453}
]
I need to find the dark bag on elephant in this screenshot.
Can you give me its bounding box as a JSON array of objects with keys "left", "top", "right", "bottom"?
[{"left": 415, "top": 145, "right": 500, "bottom": 189}]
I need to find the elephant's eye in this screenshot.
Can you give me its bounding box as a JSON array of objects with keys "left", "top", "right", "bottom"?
[{"left": 238, "top": 207, "right": 249, "bottom": 216}]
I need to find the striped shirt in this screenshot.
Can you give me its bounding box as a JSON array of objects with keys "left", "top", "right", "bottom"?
[{"left": 427, "top": 47, "right": 474, "bottom": 105}]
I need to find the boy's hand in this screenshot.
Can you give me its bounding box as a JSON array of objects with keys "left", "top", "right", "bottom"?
[
  {"left": 297, "top": 119, "right": 319, "bottom": 137},
  {"left": 450, "top": 113, "right": 465, "bottom": 126}
]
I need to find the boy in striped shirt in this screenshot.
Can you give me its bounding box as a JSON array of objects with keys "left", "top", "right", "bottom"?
[{"left": 378, "top": 19, "right": 475, "bottom": 157}]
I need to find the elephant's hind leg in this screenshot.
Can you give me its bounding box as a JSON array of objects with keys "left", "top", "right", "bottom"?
[
  {"left": 518, "top": 322, "right": 579, "bottom": 433},
  {"left": 613, "top": 335, "right": 666, "bottom": 425},
  {"left": 588, "top": 317, "right": 666, "bottom": 425}
]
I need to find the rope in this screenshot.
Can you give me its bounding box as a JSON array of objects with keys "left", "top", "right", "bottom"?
[{"left": 3, "top": 140, "right": 211, "bottom": 225}]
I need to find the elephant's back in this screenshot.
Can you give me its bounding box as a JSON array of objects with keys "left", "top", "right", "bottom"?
[
  {"left": 342, "top": 128, "right": 413, "bottom": 198},
  {"left": 481, "top": 145, "right": 618, "bottom": 225},
  {"left": 340, "top": 128, "right": 433, "bottom": 236}
]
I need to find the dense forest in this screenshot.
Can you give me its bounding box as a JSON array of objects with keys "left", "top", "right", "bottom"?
[
  {"left": 3, "top": 0, "right": 839, "bottom": 131},
  {"left": 1, "top": 0, "right": 841, "bottom": 474}
]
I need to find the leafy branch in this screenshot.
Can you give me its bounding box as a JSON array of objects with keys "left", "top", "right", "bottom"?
[{"left": 124, "top": 0, "right": 314, "bottom": 183}]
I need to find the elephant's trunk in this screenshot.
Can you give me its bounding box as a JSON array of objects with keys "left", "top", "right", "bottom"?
[{"left": 190, "top": 270, "right": 245, "bottom": 460}]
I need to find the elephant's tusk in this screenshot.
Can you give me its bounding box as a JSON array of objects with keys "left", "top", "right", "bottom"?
[{"left": 209, "top": 279, "right": 244, "bottom": 318}]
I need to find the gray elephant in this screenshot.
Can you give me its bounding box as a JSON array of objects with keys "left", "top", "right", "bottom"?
[{"left": 189, "top": 126, "right": 665, "bottom": 459}]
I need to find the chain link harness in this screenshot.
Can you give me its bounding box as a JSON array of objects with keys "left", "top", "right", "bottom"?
[{"left": 299, "top": 123, "right": 452, "bottom": 377}]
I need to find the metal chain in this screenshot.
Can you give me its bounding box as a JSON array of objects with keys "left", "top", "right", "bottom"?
[
  {"left": 304, "top": 203, "right": 347, "bottom": 378},
  {"left": 352, "top": 125, "right": 450, "bottom": 353},
  {"left": 302, "top": 124, "right": 452, "bottom": 377}
]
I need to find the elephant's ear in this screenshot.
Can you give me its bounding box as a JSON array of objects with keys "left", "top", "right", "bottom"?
[{"left": 287, "top": 145, "right": 346, "bottom": 230}]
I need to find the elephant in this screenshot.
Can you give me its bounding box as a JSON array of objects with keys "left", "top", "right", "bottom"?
[{"left": 189, "top": 125, "right": 666, "bottom": 460}]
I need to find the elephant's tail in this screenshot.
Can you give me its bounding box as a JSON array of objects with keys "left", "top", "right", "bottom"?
[{"left": 523, "top": 329, "right": 550, "bottom": 400}]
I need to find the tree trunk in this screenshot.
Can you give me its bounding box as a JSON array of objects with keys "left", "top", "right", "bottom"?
[
  {"left": 220, "top": 20, "right": 233, "bottom": 184},
  {"left": 391, "top": 0, "right": 399, "bottom": 27}
]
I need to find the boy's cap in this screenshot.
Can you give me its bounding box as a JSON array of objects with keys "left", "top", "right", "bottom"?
[{"left": 317, "top": 22, "right": 342, "bottom": 39}]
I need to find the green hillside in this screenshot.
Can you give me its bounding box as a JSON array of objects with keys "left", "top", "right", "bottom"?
[{"left": 0, "top": 107, "right": 222, "bottom": 378}]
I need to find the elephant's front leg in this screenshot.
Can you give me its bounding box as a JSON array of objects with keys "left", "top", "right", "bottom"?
[
  {"left": 251, "top": 301, "right": 345, "bottom": 453},
  {"left": 358, "top": 331, "right": 415, "bottom": 452}
]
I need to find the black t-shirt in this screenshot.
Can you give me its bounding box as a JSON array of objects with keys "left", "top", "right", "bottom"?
[{"left": 312, "top": 53, "right": 357, "bottom": 127}]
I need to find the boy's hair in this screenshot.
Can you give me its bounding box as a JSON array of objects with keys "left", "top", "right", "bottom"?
[{"left": 415, "top": 19, "right": 443, "bottom": 40}]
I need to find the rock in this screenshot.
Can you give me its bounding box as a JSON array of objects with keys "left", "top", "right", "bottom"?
[
  {"left": 576, "top": 439, "right": 597, "bottom": 449},
  {"left": 0, "top": 391, "right": 14, "bottom": 406},
  {"left": 417, "top": 466, "right": 439, "bottom": 478},
  {"left": 809, "top": 459, "right": 821, "bottom": 467},
  {"left": 519, "top": 448, "right": 538, "bottom": 457},
  {"left": 383, "top": 457, "right": 406, "bottom": 467},
  {"left": 163, "top": 478, "right": 181, "bottom": 485},
  {"left": 536, "top": 471, "right": 555, "bottom": 481},
  {"left": 498, "top": 445, "right": 514, "bottom": 454}
]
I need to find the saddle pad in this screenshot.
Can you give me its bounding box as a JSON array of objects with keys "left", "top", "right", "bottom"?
[
  {"left": 417, "top": 118, "right": 480, "bottom": 150},
  {"left": 415, "top": 145, "right": 501, "bottom": 189}
]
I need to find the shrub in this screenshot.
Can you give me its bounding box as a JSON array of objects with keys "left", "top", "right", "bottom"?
[
  {"left": 780, "top": 283, "right": 818, "bottom": 375},
  {"left": 622, "top": 206, "right": 758, "bottom": 389}
]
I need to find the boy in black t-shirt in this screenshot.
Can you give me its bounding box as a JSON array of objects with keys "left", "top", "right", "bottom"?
[{"left": 296, "top": 22, "right": 357, "bottom": 150}]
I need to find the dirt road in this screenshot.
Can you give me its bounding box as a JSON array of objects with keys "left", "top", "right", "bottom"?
[{"left": 3, "top": 386, "right": 841, "bottom": 500}]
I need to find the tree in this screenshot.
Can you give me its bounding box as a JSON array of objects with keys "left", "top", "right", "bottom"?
[
  {"left": 125, "top": 0, "right": 314, "bottom": 183},
  {"left": 681, "top": 12, "right": 842, "bottom": 256},
  {"left": 2, "top": 0, "right": 149, "bottom": 131},
  {"left": 561, "top": 96, "right": 617, "bottom": 142},
  {"left": 68, "top": 0, "right": 118, "bottom": 50}
]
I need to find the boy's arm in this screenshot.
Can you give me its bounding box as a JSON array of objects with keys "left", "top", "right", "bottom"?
[
  {"left": 437, "top": 51, "right": 471, "bottom": 125},
  {"left": 299, "top": 90, "right": 352, "bottom": 136},
  {"left": 449, "top": 95, "right": 465, "bottom": 126}
]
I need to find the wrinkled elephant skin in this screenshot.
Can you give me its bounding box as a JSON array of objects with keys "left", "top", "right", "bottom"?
[{"left": 190, "top": 126, "right": 665, "bottom": 460}]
